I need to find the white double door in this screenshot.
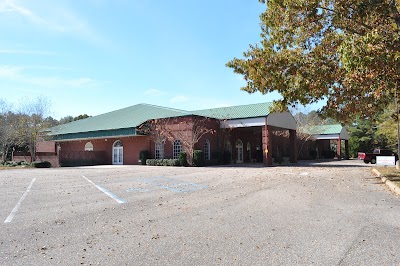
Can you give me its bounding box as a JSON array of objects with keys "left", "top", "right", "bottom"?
[{"left": 112, "top": 146, "right": 123, "bottom": 165}]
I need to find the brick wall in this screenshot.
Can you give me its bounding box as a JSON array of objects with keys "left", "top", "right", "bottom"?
[
  {"left": 58, "top": 136, "right": 151, "bottom": 165},
  {"left": 147, "top": 116, "right": 220, "bottom": 161}
]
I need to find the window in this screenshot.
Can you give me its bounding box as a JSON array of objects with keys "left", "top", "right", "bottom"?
[
  {"left": 173, "top": 140, "right": 182, "bottom": 159},
  {"left": 114, "top": 140, "right": 123, "bottom": 147},
  {"left": 236, "top": 139, "right": 243, "bottom": 163},
  {"left": 204, "top": 139, "right": 210, "bottom": 160},
  {"left": 155, "top": 142, "right": 164, "bottom": 159},
  {"left": 225, "top": 141, "right": 232, "bottom": 162},
  {"left": 84, "top": 142, "right": 93, "bottom": 151},
  {"left": 112, "top": 140, "right": 123, "bottom": 165},
  {"left": 247, "top": 142, "right": 251, "bottom": 161}
]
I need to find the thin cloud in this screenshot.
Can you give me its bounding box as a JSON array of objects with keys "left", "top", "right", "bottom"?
[
  {"left": 0, "top": 64, "right": 96, "bottom": 89},
  {"left": 30, "top": 77, "right": 96, "bottom": 88},
  {"left": 170, "top": 95, "right": 189, "bottom": 103},
  {"left": 144, "top": 88, "right": 167, "bottom": 97},
  {"left": 0, "top": 65, "right": 23, "bottom": 78},
  {"left": 0, "top": 0, "right": 109, "bottom": 47},
  {"left": 0, "top": 0, "right": 65, "bottom": 31},
  {"left": 0, "top": 49, "right": 56, "bottom": 55}
]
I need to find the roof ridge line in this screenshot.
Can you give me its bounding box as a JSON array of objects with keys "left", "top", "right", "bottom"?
[
  {"left": 138, "top": 103, "right": 190, "bottom": 113},
  {"left": 192, "top": 102, "right": 272, "bottom": 112}
]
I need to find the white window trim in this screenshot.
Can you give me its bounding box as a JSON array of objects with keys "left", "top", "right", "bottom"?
[
  {"left": 173, "top": 140, "right": 182, "bottom": 159},
  {"left": 155, "top": 142, "right": 164, "bottom": 159},
  {"left": 84, "top": 142, "right": 93, "bottom": 151}
]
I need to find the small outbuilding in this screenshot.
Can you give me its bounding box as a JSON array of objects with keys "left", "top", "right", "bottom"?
[{"left": 299, "top": 124, "right": 349, "bottom": 160}]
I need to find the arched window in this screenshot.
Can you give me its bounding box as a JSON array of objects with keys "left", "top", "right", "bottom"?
[
  {"left": 114, "top": 140, "right": 123, "bottom": 147},
  {"left": 155, "top": 142, "right": 164, "bottom": 159},
  {"left": 236, "top": 139, "right": 243, "bottom": 163},
  {"left": 173, "top": 140, "right": 182, "bottom": 159},
  {"left": 203, "top": 139, "right": 210, "bottom": 160},
  {"left": 84, "top": 142, "right": 93, "bottom": 151},
  {"left": 225, "top": 141, "right": 232, "bottom": 162}
]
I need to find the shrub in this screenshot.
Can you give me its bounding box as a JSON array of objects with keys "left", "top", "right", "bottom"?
[
  {"left": 274, "top": 155, "right": 283, "bottom": 164},
  {"left": 178, "top": 152, "right": 187, "bottom": 166},
  {"left": 20, "top": 161, "right": 31, "bottom": 166},
  {"left": 309, "top": 150, "right": 317, "bottom": 159},
  {"left": 222, "top": 151, "right": 231, "bottom": 164},
  {"left": 139, "top": 150, "right": 150, "bottom": 165},
  {"left": 205, "top": 159, "right": 220, "bottom": 166},
  {"left": 193, "top": 150, "right": 205, "bottom": 167},
  {"left": 211, "top": 151, "right": 221, "bottom": 162},
  {"left": 5, "top": 161, "right": 18, "bottom": 167},
  {"left": 59, "top": 160, "right": 95, "bottom": 167},
  {"left": 146, "top": 159, "right": 180, "bottom": 166},
  {"left": 31, "top": 161, "right": 52, "bottom": 168}
]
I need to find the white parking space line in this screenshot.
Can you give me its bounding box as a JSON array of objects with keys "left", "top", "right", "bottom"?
[
  {"left": 82, "top": 175, "right": 126, "bottom": 204},
  {"left": 4, "top": 178, "right": 36, "bottom": 223}
]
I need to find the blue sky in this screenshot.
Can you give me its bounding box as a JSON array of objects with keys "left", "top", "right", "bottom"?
[{"left": 0, "top": 0, "right": 285, "bottom": 119}]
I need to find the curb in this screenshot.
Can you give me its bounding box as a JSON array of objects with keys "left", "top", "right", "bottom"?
[{"left": 372, "top": 168, "right": 400, "bottom": 196}]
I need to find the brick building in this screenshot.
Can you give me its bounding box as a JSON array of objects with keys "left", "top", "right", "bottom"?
[{"left": 41, "top": 102, "right": 298, "bottom": 166}]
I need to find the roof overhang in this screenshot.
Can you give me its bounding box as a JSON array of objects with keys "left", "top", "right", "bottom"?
[
  {"left": 50, "top": 128, "right": 138, "bottom": 142},
  {"left": 314, "top": 127, "right": 349, "bottom": 140},
  {"left": 220, "top": 111, "right": 297, "bottom": 130}
]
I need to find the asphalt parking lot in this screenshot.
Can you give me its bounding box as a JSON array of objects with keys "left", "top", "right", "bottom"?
[{"left": 1, "top": 160, "right": 399, "bottom": 265}]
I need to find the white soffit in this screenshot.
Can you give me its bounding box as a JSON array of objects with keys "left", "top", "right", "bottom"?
[
  {"left": 220, "top": 117, "right": 265, "bottom": 128},
  {"left": 220, "top": 112, "right": 297, "bottom": 130},
  {"left": 314, "top": 134, "right": 340, "bottom": 140},
  {"left": 267, "top": 112, "right": 297, "bottom": 130}
]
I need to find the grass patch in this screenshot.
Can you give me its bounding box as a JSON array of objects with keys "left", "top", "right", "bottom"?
[
  {"left": 375, "top": 167, "right": 400, "bottom": 180},
  {"left": 0, "top": 166, "right": 31, "bottom": 170}
]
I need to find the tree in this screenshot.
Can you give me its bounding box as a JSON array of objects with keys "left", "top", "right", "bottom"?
[
  {"left": 293, "top": 110, "right": 323, "bottom": 159},
  {"left": 14, "top": 97, "right": 52, "bottom": 161},
  {"left": 137, "top": 118, "right": 171, "bottom": 148},
  {"left": 59, "top": 116, "right": 74, "bottom": 125},
  {"left": 59, "top": 114, "right": 91, "bottom": 125},
  {"left": 138, "top": 116, "right": 216, "bottom": 165},
  {"left": 0, "top": 99, "right": 18, "bottom": 161},
  {"left": 376, "top": 103, "right": 399, "bottom": 149},
  {"left": 227, "top": 0, "right": 400, "bottom": 122},
  {"left": 167, "top": 116, "right": 215, "bottom": 165},
  {"left": 347, "top": 117, "right": 387, "bottom": 157}
]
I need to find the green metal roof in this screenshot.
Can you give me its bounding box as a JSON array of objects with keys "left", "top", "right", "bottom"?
[
  {"left": 193, "top": 102, "right": 273, "bottom": 119},
  {"left": 46, "top": 104, "right": 189, "bottom": 136},
  {"left": 303, "top": 124, "right": 343, "bottom": 135},
  {"left": 45, "top": 102, "right": 274, "bottom": 140}
]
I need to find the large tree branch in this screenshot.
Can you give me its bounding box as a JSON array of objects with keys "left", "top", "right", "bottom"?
[{"left": 317, "top": 5, "right": 373, "bottom": 32}]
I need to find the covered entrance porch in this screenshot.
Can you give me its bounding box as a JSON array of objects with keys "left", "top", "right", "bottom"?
[{"left": 220, "top": 112, "right": 298, "bottom": 166}]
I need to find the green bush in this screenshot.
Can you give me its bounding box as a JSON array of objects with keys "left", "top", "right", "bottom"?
[
  {"left": 59, "top": 160, "right": 95, "bottom": 167},
  {"left": 211, "top": 151, "right": 221, "bottom": 162},
  {"left": 31, "top": 161, "right": 52, "bottom": 168},
  {"left": 146, "top": 159, "right": 180, "bottom": 166},
  {"left": 139, "top": 150, "right": 150, "bottom": 165},
  {"left": 223, "top": 151, "right": 231, "bottom": 164},
  {"left": 178, "top": 152, "right": 187, "bottom": 166},
  {"left": 193, "top": 150, "right": 205, "bottom": 167},
  {"left": 19, "top": 161, "right": 31, "bottom": 166},
  {"left": 205, "top": 159, "right": 220, "bottom": 166},
  {"left": 5, "top": 161, "right": 18, "bottom": 167}
]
